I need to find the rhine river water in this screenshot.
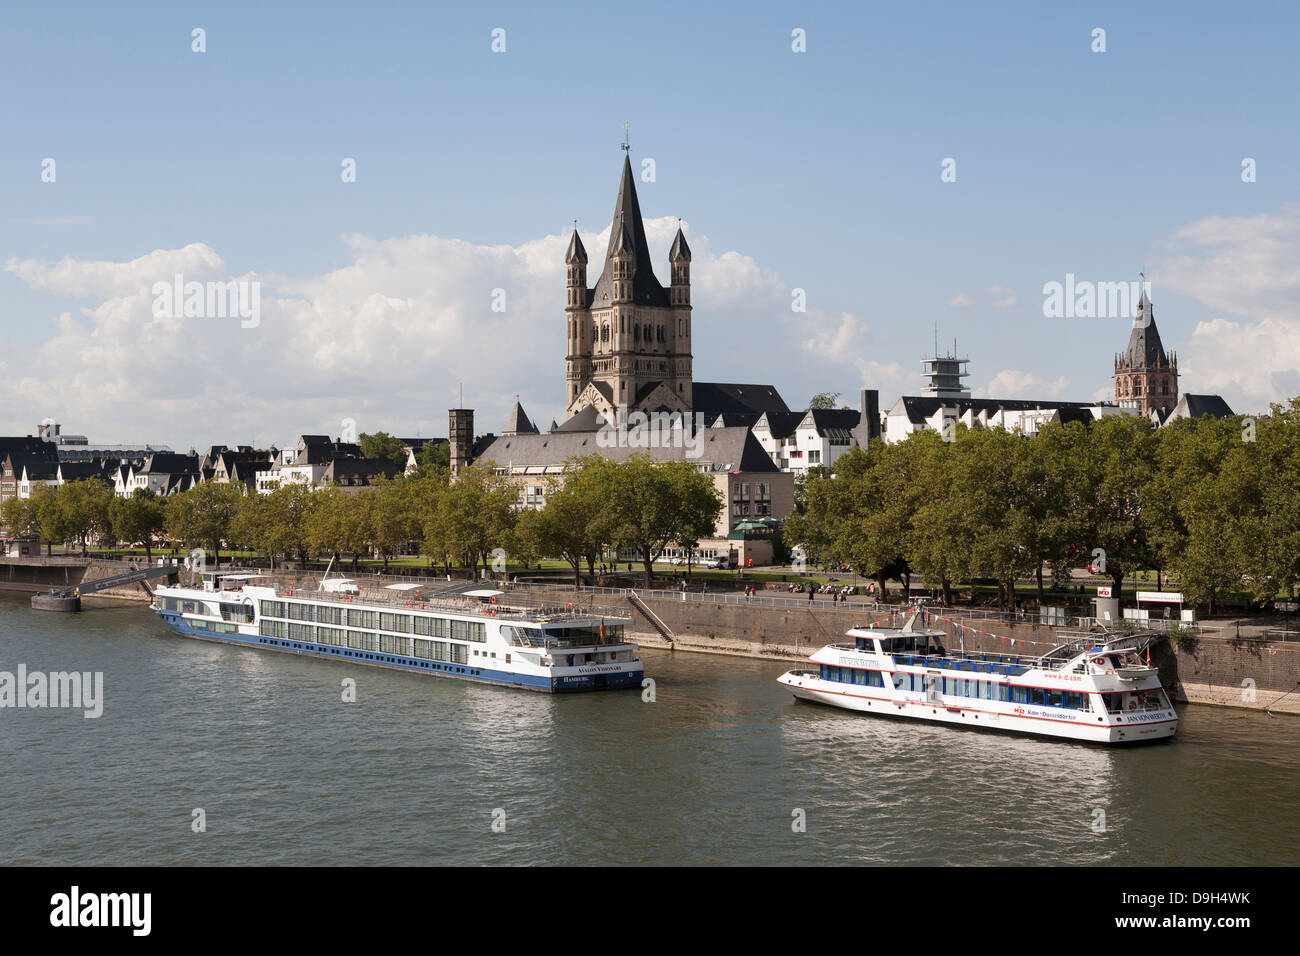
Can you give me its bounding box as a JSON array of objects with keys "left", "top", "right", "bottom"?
[{"left": 2, "top": 592, "right": 1297, "bottom": 866}]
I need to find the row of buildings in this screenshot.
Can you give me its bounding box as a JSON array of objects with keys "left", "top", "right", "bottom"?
[{"left": 0, "top": 433, "right": 408, "bottom": 508}]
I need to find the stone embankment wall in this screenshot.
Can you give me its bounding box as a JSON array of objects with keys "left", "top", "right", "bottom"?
[{"left": 0, "top": 557, "right": 161, "bottom": 602}]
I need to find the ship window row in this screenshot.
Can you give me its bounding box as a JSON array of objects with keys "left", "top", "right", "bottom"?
[
  {"left": 817, "top": 666, "right": 885, "bottom": 688},
  {"left": 186, "top": 619, "right": 241, "bottom": 635},
  {"left": 829, "top": 667, "right": 1090, "bottom": 709},
  {"left": 259, "top": 601, "right": 485, "bottom": 642},
  {"left": 256, "top": 621, "right": 470, "bottom": 664},
  {"left": 162, "top": 597, "right": 214, "bottom": 616}
]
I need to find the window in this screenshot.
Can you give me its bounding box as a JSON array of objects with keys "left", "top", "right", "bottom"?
[
  {"left": 380, "top": 634, "right": 410, "bottom": 655},
  {"left": 347, "top": 631, "right": 378, "bottom": 652},
  {"left": 348, "top": 608, "right": 378, "bottom": 629},
  {"left": 451, "top": 619, "right": 486, "bottom": 643}
]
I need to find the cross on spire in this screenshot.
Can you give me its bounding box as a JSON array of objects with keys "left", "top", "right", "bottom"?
[{"left": 621, "top": 122, "right": 630, "bottom": 153}]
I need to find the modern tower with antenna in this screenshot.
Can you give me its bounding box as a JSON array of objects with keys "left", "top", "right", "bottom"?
[{"left": 921, "top": 327, "right": 971, "bottom": 399}]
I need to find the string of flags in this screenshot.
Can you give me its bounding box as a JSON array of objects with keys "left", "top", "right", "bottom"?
[{"left": 883, "top": 609, "right": 1062, "bottom": 649}]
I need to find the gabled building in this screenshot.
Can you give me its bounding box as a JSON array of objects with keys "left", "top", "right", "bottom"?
[
  {"left": 751, "top": 390, "right": 880, "bottom": 474},
  {"left": 119, "top": 453, "right": 201, "bottom": 497},
  {"left": 0, "top": 437, "right": 59, "bottom": 503}
]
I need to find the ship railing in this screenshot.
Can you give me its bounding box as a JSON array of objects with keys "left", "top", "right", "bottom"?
[
  {"left": 266, "top": 583, "right": 630, "bottom": 624},
  {"left": 880, "top": 647, "right": 1079, "bottom": 675}
]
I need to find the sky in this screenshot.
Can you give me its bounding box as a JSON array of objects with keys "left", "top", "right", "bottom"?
[{"left": 2, "top": 1, "right": 1298, "bottom": 451}]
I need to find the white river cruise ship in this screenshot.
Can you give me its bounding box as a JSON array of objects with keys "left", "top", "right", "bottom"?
[
  {"left": 151, "top": 572, "right": 643, "bottom": 693},
  {"left": 777, "top": 610, "right": 1177, "bottom": 744}
]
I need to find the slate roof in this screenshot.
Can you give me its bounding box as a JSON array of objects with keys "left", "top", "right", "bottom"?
[
  {"left": 19, "top": 457, "right": 58, "bottom": 481},
  {"left": 670, "top": 226, "right": 691, "bottom": 261},
  {"left": 502, "top": 402, "right": 539, "bottom": 435},
  {"left": 553, "top": 406, "right": 606, "bottom": 433},
  {"left": 1121, "top": 289, "right": 1174, "bottom": 369},
  {"left": 474, "top": 425, "right": 779, "bottom": 474},
  {"left": 1168, "top": 393, "right": 1235, "bottom": 421},
  {"left": 565, "top": 229, "right": 588, "bottom": 264},
  {"left": 754, "top": 411, "right": 805, "bottom": 439},
  {"left": 57, "top": 461, "right": 110, "bottom": 482},
  {"left": 323, "top": 458, "right": 402, "bottom": 484},
  {"left": 805, "top": 409, "right": 862, "bottom": 432},
  {"left": 889, "top": 396, "right": 1097, "bottom": 425},
  {"left": 138, "top": 453, "right": 201, "bottom": 475},
  {"left": 0, "top": 437, "right": 58, "bottom": 461},
  {"left": 692, "top": 382, "right": 791, "bottom": 419}
]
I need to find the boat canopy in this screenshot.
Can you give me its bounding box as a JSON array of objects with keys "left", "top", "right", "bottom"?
[
  {"left": 384, "top": 583, "right": 423, "bottom": 592},
  {"left": 463, "top": 589, "right": 505, "bottom": 598}
]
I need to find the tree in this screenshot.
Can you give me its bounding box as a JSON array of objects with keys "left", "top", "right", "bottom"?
[
  {"left": 32, "top": 486, "right": 74, "bottom": 556},
  {"left": 59, "top": 480, "right": 114, "bottom": 555},
  {"left": 364, "top": 478, "right": 422, "bottom": 569},
  {"left": 360, "top": 432, "right": 409, "bottom": 469},
  {"left": 1069, "top": 416, "right": 1158, "bottom": 603},
  {"left": 1, "top": 494, "right": 41, "bottom": 540},
  {"left": 604, "top": 455, "right": 722, "bottom": 587},
  {"left": 437, "top": 463, "right": 519, "bottom": 574},
  {"left": 165, "top": 482, "right": 244, "bottom": 563},
  {"left": 308, "top": 485, "right": 371, "bottom": 568},
  {"left": 232, "top": 483, "right": 318, "bottom": 567},
  {"left": 515, "top": 456, "right": 615, "bottom": 586},
  {"left": 412, "top": 441, "right": 451, "bottom": 478},
  {"left": 110, "top": 489, "right": 167, "bottom": 559},
  {"left": 808, "top": 392, "right": 841, "bottom": 410}
]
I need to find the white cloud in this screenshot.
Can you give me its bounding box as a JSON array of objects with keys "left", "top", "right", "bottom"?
[
  {"left": 1157, "top": 204, "right": 1300, "bottom": 411},
  {"left": 0, "top": 219, "right": 856, "bottom": 447},
  {"left": 5, "top": 243, "right": 225, "bottom": 299},
  {"left": 801, "top": 312, "right": 865, "bottom": 359},
  {"left": 976, "top": 369, "right": 1070, "bottom": 400},
  {"left": 948, "top": 292, "right": 973, "bottom": 308}
]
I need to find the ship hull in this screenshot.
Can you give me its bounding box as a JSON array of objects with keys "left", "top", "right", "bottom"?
[
  {"left": 780, "top": 674, "right": 1176, "bottom": 745},
  {"left": 154, "top": 609, "right": 643, "bottom": 694}
]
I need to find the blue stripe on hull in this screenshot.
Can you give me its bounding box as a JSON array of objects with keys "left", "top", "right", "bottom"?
[{"left": 153, "top": 612, "right": 643, "bottom": 694}]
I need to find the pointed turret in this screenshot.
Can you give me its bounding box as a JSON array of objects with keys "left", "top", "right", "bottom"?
[
  {"left": 670, "top": 223, "right": 691, "bottom": 308},
  {"left": 565, "top": 229, "right": 587, "bottom": 264},
  {"left": 565, "top": 228, "right": 588, "bottom": 311},
  {"left": 670, "top": 225, "right": 691, "bottom": 262},
  {"left": 1124, "top": 286, "right": 1170, "bottom": 368},
  {"left": 501, "top": 402, "right": 539, "bottom": 436}
]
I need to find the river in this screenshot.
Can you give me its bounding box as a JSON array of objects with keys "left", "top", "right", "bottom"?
[{"left": 1, "top": 593, "right": 1296, "bottom": 866}]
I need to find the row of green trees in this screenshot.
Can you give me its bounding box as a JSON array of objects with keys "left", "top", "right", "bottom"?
[
  {"left": 0, "top": 453, "right": 724, "bottom": 586},
  {"left": 785, "top": 400, "right": 1300, "bottom": 610}
]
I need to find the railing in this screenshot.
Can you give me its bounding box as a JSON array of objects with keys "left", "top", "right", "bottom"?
[
  {"left": 628, "top": 590, "right": 675, "bottom": 643},
  {"left": 182, "top": 574, "right": 630, "bottom": 623}
]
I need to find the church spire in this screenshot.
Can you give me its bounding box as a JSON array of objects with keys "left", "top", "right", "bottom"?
[{"left": 591, "top": 152, "right": 669, "bottom": 308}]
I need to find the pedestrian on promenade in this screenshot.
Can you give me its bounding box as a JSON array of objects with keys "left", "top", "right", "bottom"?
[{"left": 808, "top": 586, "right": 814, "bottom": 604}]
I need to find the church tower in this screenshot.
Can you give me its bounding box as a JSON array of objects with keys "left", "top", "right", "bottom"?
[
  {"left": 1114, "top": 286, "right": 1179, "bottom": 416},
  {"left": 564, "top": 229, "right": 590, "bottom": 410},
  {"left": 564, "top": 151, "right": 693, "bottom": 423}
]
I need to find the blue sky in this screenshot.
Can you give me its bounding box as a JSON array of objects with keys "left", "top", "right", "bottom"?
[{"left": 2, "top": 1, "right": 1298, "bottom": 448}]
